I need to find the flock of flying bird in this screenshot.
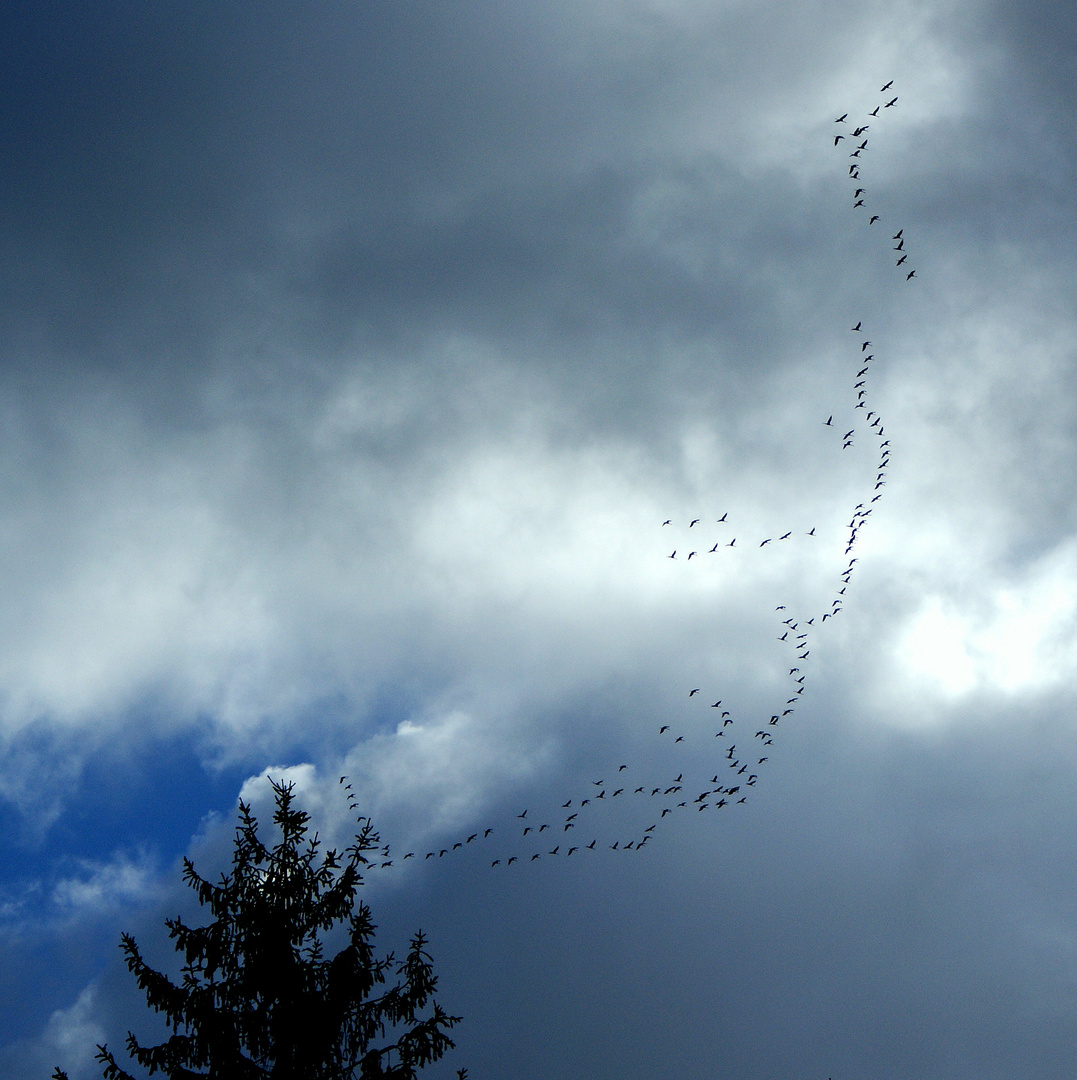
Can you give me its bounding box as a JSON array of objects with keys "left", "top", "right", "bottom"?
[{"left": 345, "top": 83, "right": 912, "bottom": 875}]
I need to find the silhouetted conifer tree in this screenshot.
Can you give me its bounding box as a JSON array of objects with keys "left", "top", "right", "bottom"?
[{"left": 53, "top": 778, "right": 461, "bottom": 1080}]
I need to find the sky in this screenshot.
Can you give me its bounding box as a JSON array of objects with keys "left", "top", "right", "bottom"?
[{"left": 1, "top": 0, "right": 1077, "bottom": 1077}]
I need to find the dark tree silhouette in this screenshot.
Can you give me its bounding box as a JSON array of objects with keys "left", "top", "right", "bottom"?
[{"left": 53, "top": 778, "right": 461, "bottom": 1080}]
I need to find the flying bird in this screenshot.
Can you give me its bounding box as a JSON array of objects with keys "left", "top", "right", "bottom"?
[
  {"left": 869, "top": 215, "right": 879, "bottom": 224},
  {"left": 906, "top": 269, "right": 916, "bottom": 279},
  {"left": 885, "top": 97, "right": 898, "bottom": 107},
  {"left": 881, "top": 80, "right": 894, "bottom": 91},
  {"left": 835, "top": 113, "right": 848, "bottom": 122},
  {"left": 689, "top": 688, "right": 700, "bottom": 696}
]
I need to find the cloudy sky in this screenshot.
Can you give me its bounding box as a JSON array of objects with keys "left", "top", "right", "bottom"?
[{"left": 2, "top": 1, "right": 1077, "bottom": 1077}]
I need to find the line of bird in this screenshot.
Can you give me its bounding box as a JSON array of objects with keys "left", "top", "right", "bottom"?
[
  {"left": 835, "top": 81, "right": 917, "bottom": 281},
  {"left": 344, "top": 85, "right": 904, "bottom": 876}
]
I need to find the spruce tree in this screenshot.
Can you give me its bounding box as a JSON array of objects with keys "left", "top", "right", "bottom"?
[{"left": 54, "top": 777, "right": 461, "bottom": 1080}]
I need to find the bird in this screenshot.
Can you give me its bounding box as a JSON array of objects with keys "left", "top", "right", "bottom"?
[
  {"left": 717, "top": 512, "right": 728, "bottom": 522},
  {"left": 862, "top": 341, "right": 871, "bottom": 351},
  {"left": 662, "top": 519, "right": 671, "bottom": 526},
  {"left": 709, "top": 543, "right": 719, "bottom": 553},
  {"left": 668, "top": 551, "right": 676, "bottom": 559},
  {"left": 660, "top": 725, "right": 670, "bottom": 733},
  {"left": 825, "top": 415, "right": 833, "bottom": 426},
  {"left": 853, "top": 199, "right": 864, "bottom": 207},
  {"left": 869, "top": 105, "right": 880, "bottom": 116},
  {"left": 517, "top": 809, "right": 527, "bottom": 818},
  {"left": 834, "top": 135, "right": 845, "bottom": 145},
  {"left": 686, "top": 551, "right": 696, "bottom": 560},
  {"left": 869, "top": 215, "right": 879, "bottom": 224},
  {"left": 906, "top": 269, "right": 916, "bottom": 279},
  {"left": 760, "top": 538, "right": 772, "bottom": 547},
  {"left": 835, "top": 113, "right": 848, "bottom": 122},
  {"left": 851, "top": 321, "right": 862, "bottom": 331},
  {"left": 893, "top": 229, "right": 903, "bottom": 239},
  {"left": 689, "top": 688, "right": 700, "bottom": 696},
  {"left": 779, "top": 532, "right": 791, "bottom": 540},
  {"left": 885, "top": 96, "right": 898, "bottom": 107},
  {"left": 727, "top": 538, "right": 736, "bottom": 547},
  {"left": 881, "top": 80, "right": 894, "bottom": 91},
  {"left": 854, "top": 189, "right": 865, "bottom": 198},
  {"left": 690, "top": 519, "right": 700, "bottom": 527}
]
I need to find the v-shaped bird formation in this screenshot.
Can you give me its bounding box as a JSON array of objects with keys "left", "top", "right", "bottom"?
[{"left": 346, "top": 83, "right": 913, "bottom": 876}]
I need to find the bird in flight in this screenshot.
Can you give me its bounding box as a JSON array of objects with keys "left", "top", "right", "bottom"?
[
  {"left": 717, "top": 512, "right": 728, "bottom": 522},
  {"left": 881, "top": 80, "right": 894, "bottom": 91},
  {"left": 825, "top": 415, "right": 833, "bottom": 426},
  {"left": 690, "top": 519, "right": 700, "bottom": 527},
  {"left": 906, "top": 269, "right": 916, "bottom": 280},
  {"left": 869, "top": 215, "right": 880, "bottom": 224},
  {"left": 885, "top": 97, "right": 898, "bottom": 107},
  {"left": 689, "top": 688, "right": 701, "bottom": 696},
  {"left": 662, "top": 519, "right": 671, "bottom": 526},
  {"left": 851, "top": 321, "right": 862, "bottom": 331},
  {"left": 835, "top": 113, "right": 848, "bottom": 123}
]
